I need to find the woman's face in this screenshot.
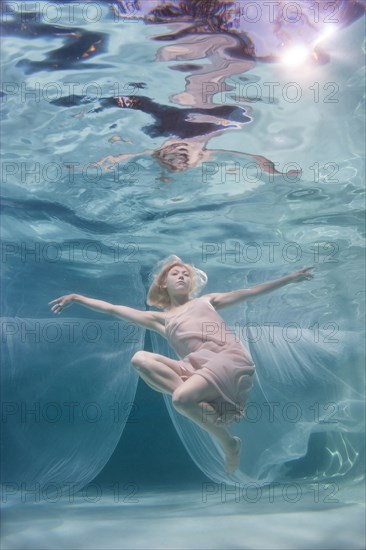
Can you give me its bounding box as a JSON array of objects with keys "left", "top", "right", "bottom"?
[
  {"left": 156, "top": 142, "right": 204, "bottom": 172},
  {"left": 163, "top": 264, "right": 192, "bottom": 296}
]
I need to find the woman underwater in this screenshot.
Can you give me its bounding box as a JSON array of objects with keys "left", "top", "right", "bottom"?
[{"left": 49, "top": 255, "right": 314, "bottom": 474}]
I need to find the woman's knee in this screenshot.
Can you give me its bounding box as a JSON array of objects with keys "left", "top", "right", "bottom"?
[
  {"left": 172, "top": 387, "right": 195, "bottom": 409},
  {"left": 131, "top": 350, "right": 152, "bottom": 371}
]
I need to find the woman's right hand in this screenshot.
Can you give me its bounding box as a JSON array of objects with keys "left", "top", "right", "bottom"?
[{"left": 48, "top": 294, "right": 75, "bottom": 314}]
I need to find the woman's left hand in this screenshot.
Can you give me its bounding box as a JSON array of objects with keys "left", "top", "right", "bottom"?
[{"left": 290, "top": 266, "right": 315, "bottom": 282}]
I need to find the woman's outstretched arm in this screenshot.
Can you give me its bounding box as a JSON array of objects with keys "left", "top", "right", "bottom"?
[
  {"left": 204, "top": 266, "right": 314, "bottom": 310},
  {"left": 48, "top": 293, "right": 161, "bottom": 331}
]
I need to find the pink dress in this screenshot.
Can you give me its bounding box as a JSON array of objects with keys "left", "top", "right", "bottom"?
[{"left": 164, "top": 297, "right": 256, "bottom": 425}]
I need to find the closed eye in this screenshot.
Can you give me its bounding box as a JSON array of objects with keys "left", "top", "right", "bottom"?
[{"left": 172, "top": 271, "right": 189, "bottom": 276}]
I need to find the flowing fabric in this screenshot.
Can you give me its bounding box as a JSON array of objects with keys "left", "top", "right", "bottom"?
[
  {"left": 1, "top": 266, "right": 145, "bottom": 495},
  {"left": 151, "top": 298, "right": 365, "bottom": 485}
]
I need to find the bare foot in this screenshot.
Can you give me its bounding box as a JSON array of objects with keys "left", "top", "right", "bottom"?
[{"left": 224, "top": 436, "right": 242, "bottom": 475}]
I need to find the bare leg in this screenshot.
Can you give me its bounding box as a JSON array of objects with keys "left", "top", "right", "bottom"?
[
  {"left": 131, "top": 350, "right": 185, "bottom": 394},
  {"left": 172, "top": 375, "right": 242, "bottom": 474},
  {"left": 131, "top": 351, "right": 241, "bottom": 473}
]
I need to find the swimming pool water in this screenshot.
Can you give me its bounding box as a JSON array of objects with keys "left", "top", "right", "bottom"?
[{"left": 1, "top": 2, "right": 365, "bottom": 549}]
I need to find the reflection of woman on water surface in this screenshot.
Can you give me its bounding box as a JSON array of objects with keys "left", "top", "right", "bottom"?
[
  {"left": 97, "top": 95, "right": 301, "bottom": 178},
  {"left": 49, "top": 255, "right": 314, "bottom": 474},
  {"left": 98, "top": 0, "right": 364, "bottom": 177},
  {"left": 54, "top": 93, "right": 301, "bottom": 178}
]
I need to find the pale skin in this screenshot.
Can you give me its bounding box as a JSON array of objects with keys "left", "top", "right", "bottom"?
[
  {"left": 94, "top": 137, "right": 302, "bottom": 179},
  {"left": 49, "top": 264, "right": 314, "bottom": 474}
]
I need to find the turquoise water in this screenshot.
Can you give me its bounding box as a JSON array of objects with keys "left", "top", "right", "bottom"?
[{"left": 1, "top": 2, "right": 365, "bottom": 549}]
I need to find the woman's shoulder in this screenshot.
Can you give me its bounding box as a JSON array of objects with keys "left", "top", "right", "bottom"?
[
  {"left": 188, "top": 295, "right": 212, "bottom": 304},
  {"left": 149, "top": 310, "right": 167, "bottom": 326},
  {"left": 198, "top": 293, "right": 218, "bottom": 307}
]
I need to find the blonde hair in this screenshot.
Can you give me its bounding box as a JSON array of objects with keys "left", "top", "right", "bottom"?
[
  {"left": 152, "top": 143, "right": 190, "bottom": 172},
  {"left": 146, "top": 255, "right": 208, "bottom": 310}
]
